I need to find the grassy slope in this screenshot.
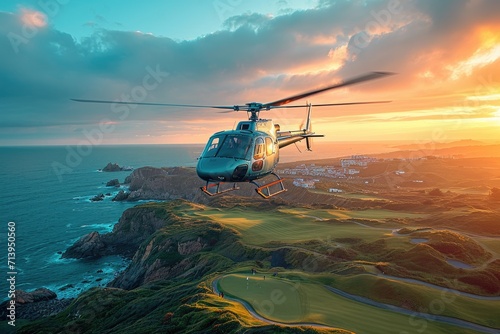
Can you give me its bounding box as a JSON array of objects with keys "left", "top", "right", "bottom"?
[
  {"left": 180, "top": 202, "right": 500, "bottom": 329},
  {"left": 330, "top": 274, "right": 500, "bottom": 328},
  {"left": 182, "top": 205, "right": 404, "bottom": 246},
  {"left": 10, "top": 198, "right": 500, "bottom": 333}
]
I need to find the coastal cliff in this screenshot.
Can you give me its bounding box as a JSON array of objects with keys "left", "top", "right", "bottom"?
[
  {"left": 62, "top": 204, "right": 173, "bottom": 259},
  {"left": 20, "top": 200, "right": 334, "bottom": 333},
  {"left": 63, "top": 200, "right": 271, "bottom": 289},
  {"left": 19, "top": 199, "right": 385, "bottom": 333}
]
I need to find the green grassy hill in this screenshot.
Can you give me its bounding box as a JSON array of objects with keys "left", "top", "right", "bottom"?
[{"left": 9, "top": 198, "right": 500, "bottom": 333}]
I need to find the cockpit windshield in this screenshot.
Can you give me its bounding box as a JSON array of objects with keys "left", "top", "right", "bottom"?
[{"left": 201, "top": 134, "right": 252, "bottom": 160}]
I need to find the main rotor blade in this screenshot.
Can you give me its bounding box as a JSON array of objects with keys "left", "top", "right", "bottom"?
[
  {"left": 264, "top": 72, "right": 394, "bottom": 107},
  {"left": 71, "top": 99, "right": 235, "bottom": 110},
  {"left": 271, "top": 100, "right": 392, "bottom": 109}
]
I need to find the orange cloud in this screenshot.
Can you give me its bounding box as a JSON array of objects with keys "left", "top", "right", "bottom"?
[
  {"left": 20, "top": 8, "right": 47, "bottom": 28},
  {"left": 448, "top": 27, "right": 500, "bottom": 80}
]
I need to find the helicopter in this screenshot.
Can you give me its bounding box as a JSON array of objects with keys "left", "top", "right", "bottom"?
[{"left": 73, "top": 71, "right": 393, "bottom": 198}]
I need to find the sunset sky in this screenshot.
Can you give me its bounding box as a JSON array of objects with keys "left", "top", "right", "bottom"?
[{"left": 1, "top": 0, "right": 499, "bottom": 146}]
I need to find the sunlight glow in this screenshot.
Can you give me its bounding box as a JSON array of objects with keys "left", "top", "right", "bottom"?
[
  {"left": 494, "top": 108, "right": 500, "bottom": 120},
  {"left": 448, "top": 29, "right": 500, "bottom": 80},
  {"left": 467, "top": 94, "right": 500, "bottom": 101},
  {"left": 327, "top": 44, "right": 348, "bottom": 71}
]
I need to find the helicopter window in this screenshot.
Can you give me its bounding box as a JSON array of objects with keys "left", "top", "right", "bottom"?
[
  {"left": 253, "top": 137, "right": 265, "bottom": 160},
  {"left": 202, "top": 136, "right": 222, "bottom": 158},
  {"left": 265, "top": 137, "right": 274, "bottom": 155},
  {"left": 215, "top": 134, "right": 252, "bottom": 160}
]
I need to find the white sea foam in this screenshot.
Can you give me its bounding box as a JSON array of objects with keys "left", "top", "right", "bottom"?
[
  {"left": 80, "top": 222, "right": 116, "bottom": 233},
  {"left": 48, "top": 252, "right": 77, "bottom": 265}
]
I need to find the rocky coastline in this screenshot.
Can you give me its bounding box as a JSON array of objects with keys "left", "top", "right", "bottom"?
[{"left": 0, "top": 288, "right": 73, "bottom": 322}]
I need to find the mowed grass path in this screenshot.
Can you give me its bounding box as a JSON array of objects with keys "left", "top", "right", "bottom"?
[{"left": 218, "top": 274, "right": 476, "bottom": 334}]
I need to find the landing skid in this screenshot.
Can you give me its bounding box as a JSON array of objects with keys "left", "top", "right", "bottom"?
[
  {"left": 251, "top": 172, "right": 287, "bottom": 199},
  {"left": 201, "top": 182, "right": 240, "bottom": 196}
]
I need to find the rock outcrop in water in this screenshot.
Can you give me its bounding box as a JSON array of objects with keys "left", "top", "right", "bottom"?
[
  {"left": 112, "top": 189, "right": 129, "bottom": 201},
  {"left": 101, "top": 163, "right": 133, "bottom": 172},
  {"left": 106, "top": 178, "right": 120, "bottom": 187},
  {"left": 0, "top": 288, "right": 73, "bottom": 321},
  {"left": 102, "top": 163, "right": 122, "bottom": 172},
  {"left": 16, "top": 288, "right": 57, "bottom": 304},
  {"left": 90, "top": 193, "right": 105, "bottom": 202},
  {"left": 63, "top": 231, "right": 106, "bottom": 259}
]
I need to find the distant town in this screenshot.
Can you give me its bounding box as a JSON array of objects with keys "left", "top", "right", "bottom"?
[
  {"left": 277, "top": 155, "right": 372, "bottom": 191},
  {"left": 276, "top": 155, "right": 435, "bottom": 192}
]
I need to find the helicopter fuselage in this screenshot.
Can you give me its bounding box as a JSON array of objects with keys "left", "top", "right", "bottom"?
[
  {"left": 196, "top": 120, "right": 279, "bottom": 183},
  {"left": 72, "top": 71, "right": 392, "bottom": 197}
]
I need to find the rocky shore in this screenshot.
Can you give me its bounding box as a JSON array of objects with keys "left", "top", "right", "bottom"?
[
  {"left": 61, "top": 201, "right": 171, "bottom": 260},
  {"left": 0, "top": 288, "right": 73, "bottom": 321}
]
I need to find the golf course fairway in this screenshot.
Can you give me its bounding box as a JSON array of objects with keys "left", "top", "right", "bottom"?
[{"left": 217, "top": 273, "right": 486, "bottom": 334}]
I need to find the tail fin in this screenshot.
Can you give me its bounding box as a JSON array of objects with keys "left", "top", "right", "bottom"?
[
  {"left": 304, "top": 103, "right": 312, "bottom": 133},
  {"left": 277, "top": 103, "right": 324, "bottom": 149},
  {"left": 305, "top": 104, "right": 313, "bottom": 151}
]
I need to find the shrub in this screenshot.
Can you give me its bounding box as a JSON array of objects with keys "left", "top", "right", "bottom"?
[
  {"left": 428, "top": 188, "right": 443, "bottom": 196},
  {"left": 162, "top": 312, "right": 174, "bottom": 324}
]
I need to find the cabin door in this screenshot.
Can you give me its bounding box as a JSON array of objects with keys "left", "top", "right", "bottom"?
[
  {"left": 252, "top": 136, "right": 277, "bottom": 173},
  {"left": 252, "top": 137, "right": 265, "bottom": 172}
]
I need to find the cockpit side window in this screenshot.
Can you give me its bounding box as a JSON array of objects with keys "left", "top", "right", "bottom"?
[
  {"left": 202, "top": 136, "right": 222, "bottom": 158},
  {"left": 254, "top": 137, "right": 265, "bottom": 160}
]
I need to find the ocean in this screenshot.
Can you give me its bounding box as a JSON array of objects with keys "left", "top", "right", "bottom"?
[
  {"left": 0, "top": 144, "right": 202, "bottom": 300},
  {"left": 0, "top": 142, "right": 397, "bottom": 301}
]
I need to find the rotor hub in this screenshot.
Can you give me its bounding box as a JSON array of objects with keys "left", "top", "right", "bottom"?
[{"left": 245, "top": 102, "right": 264, "bottom": 121}]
